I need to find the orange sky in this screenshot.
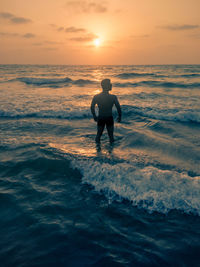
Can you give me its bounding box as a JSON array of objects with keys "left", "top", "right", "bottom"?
[{"left": 0, "top": 0, "right": 200, "bottom": 64}]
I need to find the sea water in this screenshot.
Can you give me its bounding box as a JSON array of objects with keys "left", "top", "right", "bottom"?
[{"left": 0, "top": 65, "right": 200, "bottom": 266}]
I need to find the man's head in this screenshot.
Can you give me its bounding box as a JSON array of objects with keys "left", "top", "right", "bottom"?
[{"left": 101, "top": 79, "right": 112, "bottom": 92}]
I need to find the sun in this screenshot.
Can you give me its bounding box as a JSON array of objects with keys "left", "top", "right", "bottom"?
[{"left": 94, "top": 38, "right": 100, "bottom": 47}]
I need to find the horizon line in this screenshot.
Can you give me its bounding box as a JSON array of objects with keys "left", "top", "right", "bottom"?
[{"left": 0, "top": 63, "right": 200, "bottom": 66}]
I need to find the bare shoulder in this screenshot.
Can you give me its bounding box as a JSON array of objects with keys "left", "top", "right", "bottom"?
[
  {"left": 109, "top": 94, "right": 118, "bottom": 101},
  {"left": 92, "top": 93, "right": 100, "bottom": 100},
  {"left": 109, "top": 93, "right": 117, "bottom": 98}
]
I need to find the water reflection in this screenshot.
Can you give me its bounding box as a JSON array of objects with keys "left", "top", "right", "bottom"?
[{"left": 96, "top": 142, "right": 114, "bottom": 157}]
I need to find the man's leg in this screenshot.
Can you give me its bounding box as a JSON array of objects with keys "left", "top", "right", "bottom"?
[
  {"left": 106, "top": 117, "right": 114, "bottom": 143},
  {"left": 106, "top": 124, "right": 114, "bottom": 143},
  {"left": 95, "top": 125, "right": 105, "bottom": 143}
]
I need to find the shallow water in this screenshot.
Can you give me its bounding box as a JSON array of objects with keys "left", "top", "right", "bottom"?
[{"left": 0, "top": 65, "right": 200, "bottom": 266}]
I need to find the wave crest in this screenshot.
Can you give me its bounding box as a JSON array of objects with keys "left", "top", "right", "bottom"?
[
  {"left": 71, "top": 158, "right": 200, "bottom": 215},
  {"left": 122, "top": 105, "right": 200, "bottom": 123},
  {"left": 114, "top": 81, "right": 200, "bottom": 88},
  {"left": 8, "top": 77, "right": 96, "bottom": 87}
]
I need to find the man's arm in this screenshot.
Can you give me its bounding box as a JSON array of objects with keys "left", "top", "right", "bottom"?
[
  {"left": 90, "top": 96, "right": 98, "bottom": 121},
  {"left": 114, "top": 96, "right": 122, "bottom": 122}
]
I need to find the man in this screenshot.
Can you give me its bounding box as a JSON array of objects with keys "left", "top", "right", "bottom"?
[{"left": 91, "top": 79, "right": 121, "bottom": 143}]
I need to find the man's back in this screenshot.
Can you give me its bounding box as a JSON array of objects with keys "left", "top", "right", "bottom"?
[{"left": 93, "top": 92, "right": 117, "bottom": 117}]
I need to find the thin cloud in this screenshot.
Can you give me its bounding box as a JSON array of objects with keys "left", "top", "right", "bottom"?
[
  {"left": 44, "top": 47, "right": 58, "bottom": 51},
  {"left": 66, "top": 1, "right": 107, "bottom": 13},
  {"left": 0, "top": 32, "right": 19, "bottom": 37},
  {"left": 159, "top": 24, "right": 199, "bottom": 31},
  {"left": 44, "top": 41, "right": 63, "bottom": 45},
  {"left": 49, "top": 24, "right": 57, "bottom": 28},
  {"left": 0, "top": 31, "right": 35, "bottom": 38},
  {"left": 0, "top": 12, "right": 32, "bottom": 24},
  {"left": 52, "top": 25, "right": 87, "bottom": 33},
  {"left": 57, "top": 27, "right": 65, "bottom": 32},
  {"left": 188, "top": 33, "right": 200, "bottom": 39},
  {"left": 131, "top": 34, "right": 150, "bottom": 38},
  {"left": 65, "top": 26, "right": 86, "bottom": 33},
  {"left": 23, "top": 33, "right": 36, "bottom": 38},
  {"left": 32, "top": 41, "right": 63, "bottom": 46},
  {"left": 32, "top": 42, "right": 43, "bottom": 46},
  {"left": 11, "top": 17, "right": 32, "bottom": 24},
  {"left": 70, "top": 33, "right": 98, "bottom": 42},
  {"left": 0, "top": 12, "right": 13, "bottom": 18}
]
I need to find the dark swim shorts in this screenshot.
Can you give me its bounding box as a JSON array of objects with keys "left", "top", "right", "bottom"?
[{"left": 97, "top": 116, "right": 114, "bottom": 127}]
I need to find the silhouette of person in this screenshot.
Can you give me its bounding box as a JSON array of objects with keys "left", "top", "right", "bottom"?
[{"left": 91, "top": 79, "right": 121, "bottom": 143}]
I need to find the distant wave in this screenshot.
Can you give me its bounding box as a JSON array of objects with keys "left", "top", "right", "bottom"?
[
  {"left": 1, "top": 105, "right": 200, "bottom": 123},
  {"left": 114, "top": 81, "right": 200, "bottom": 88},
  {"left": 181, "top": 73, "right": 200, "bottom": 78},
  {"left": 8, "top": 77, "right": 97, "bottom": 87},
  {"left": 115, "top": 72, "right": 161, "bottom": 79},
  {"left": 0, "top": 108, "right": 91, "bottom": 120},
  {"left": 3, "top": 76, "right": 200, "bottom": 89},
  {"left": 115, "top": 72, "right": 200, "bottom": 79},
  {"left": 70, "top": 156, "right": 200, "bottom": 216}
]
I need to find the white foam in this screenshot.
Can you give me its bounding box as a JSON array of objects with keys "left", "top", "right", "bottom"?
[{"left": 71, "top": 159, "right": 200, "bottom": 215}]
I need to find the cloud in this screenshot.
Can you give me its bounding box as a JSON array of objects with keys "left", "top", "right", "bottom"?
[
  {"left": 65, "top": 26, "right": 86, "bottom": 33},
  {"left": 32, "top": 42, "right": 43, "bottom": 46},
  {"left": 188, "top": 33, "right": 200, "bottom": 39},
  {"left": 44, "top": 47, "right": 58, "bottom": 51},
  {"left": 49, "top": 24, "right": 57, "bottom": 28},
  {"left": 159, "top": 24, "right": 199, "bottom": 31},
  {"left": 44, "top": 41, "right": 63, "bottom": 45},
  {"left": 0, "top": 12, "right": 32, "bottom": 24},
  {"left": 0, "top": 32, "right": 19, "bottom": 37},
  {"left": 66, "top": 1, "right": 107, "bottom": 13},
  {"left": 51, "top": 25, "right": 87, "bottom": 33},
  {"left": 32, "top": 41, "right": 63, "bottom": 46},
  {"left": 57, "top": 27, "right": 65, "bottom": 32},
  {"left": 23, "top": 33, "right": 36, "bottom": 38},
  {"left": 0, "top": 31, "right": 35, "bottom": 38},
  {"left": 0, "top": 12, "right": 13, "bottom": 18},
  {"left": 131, "top": 34, "right": 150, "bottom": 38},
  {"left": 70, "top": 33, "right": 98, "bottom": 42},
  {"left": 11, "top": 17, "right": 32, "bottom": 24}
]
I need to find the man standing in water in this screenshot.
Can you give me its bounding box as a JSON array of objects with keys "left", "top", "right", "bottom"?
[{"left": 91, "top": 79, "right": 121, "bottom": 143}]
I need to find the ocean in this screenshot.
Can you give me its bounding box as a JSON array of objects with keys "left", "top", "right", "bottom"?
[{"left": 0, "top": 64, "right": 200, "bottom": 266}]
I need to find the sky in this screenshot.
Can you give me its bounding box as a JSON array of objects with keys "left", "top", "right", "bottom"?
[{"left": 0, "top": 0, "right": 200, "bottom": 64}]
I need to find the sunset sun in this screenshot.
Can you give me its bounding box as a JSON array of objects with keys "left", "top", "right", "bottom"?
[{"left": 94, "top": 38, "right": 100, "bottom": 47}]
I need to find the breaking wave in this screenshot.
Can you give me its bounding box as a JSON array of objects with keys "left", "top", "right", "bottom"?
[
  {"left": 115, "top": 72, "right": 200, "bottom": 79},
  {"left": 3, "top": 76, "right": 200, "bottom": 89},
  {"left": 122, "top": 105, "right": 200, "bottom": 123},
  {"left": 7, "top": 77, "right": 97, "bottom": 87},
  {"left": 114, "top": 81, "right": 200, "bottom": 89},
  {"left": 1, "top": 105, "right": 200, "bottom": 123},
  {"left": 115, "top": 72, "right": 162, "bottom": 79},
  {"left": 69, "top": 155, "right": 200, "bottom": 216}
]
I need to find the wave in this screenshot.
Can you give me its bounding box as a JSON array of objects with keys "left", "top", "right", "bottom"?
[
  {"left": 69, "top": 156, "right": 200, "bottom": 216},
  {"left": 122, "top": 105, "right": 200, "bottom": 123},
  {"left": 181, "top": 74, "right": 200, "bottom": 78},
  {"left": 115, "top": 72, "right": 200, "bottom": 80},
  {"left": 115, "top": 72, "right": 162, "bottom": 79},
  {"left": 114, "top": 81, "right": 200, "bottom": 89},
  {"left": 1, "top": 105, "right": 200, "bottom": 123},
  {"left": 1, "top": 137, "right": 200, "bottom": 217},
  {"left": 7, "top": 77, "right": 97, "bottom": 88},
  {"left": 4, "top": 76, "right": 200, "bottom": 89},
  {"left": 0, "top": 108, "right": 91, "bottom": 119}
]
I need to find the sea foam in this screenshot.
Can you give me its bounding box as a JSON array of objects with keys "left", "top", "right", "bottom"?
[{"left": 71, "top": 158, "right": 200, "bottom": 215}]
